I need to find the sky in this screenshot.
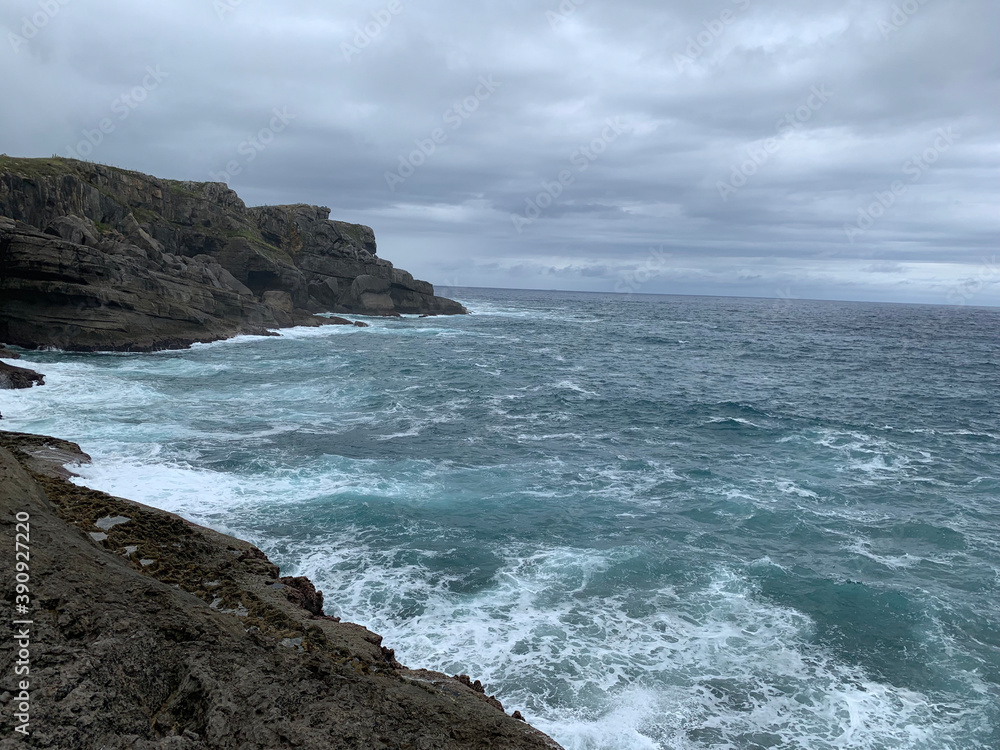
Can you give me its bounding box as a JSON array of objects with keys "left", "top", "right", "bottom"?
[{"left": 1, "top": 0, "right": 998, "bottom": 306}]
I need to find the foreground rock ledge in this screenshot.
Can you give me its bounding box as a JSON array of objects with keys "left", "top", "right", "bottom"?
[{"left": 0, "top": 431, "right": 562, "bottom": 750}]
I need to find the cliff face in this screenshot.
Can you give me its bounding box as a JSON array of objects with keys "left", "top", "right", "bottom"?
[
  {"left": 0, "top": 430, "right": 561, "bottom": 750},
  {"left": 0, "top": 156, "right": 465, "bottom": 351}
]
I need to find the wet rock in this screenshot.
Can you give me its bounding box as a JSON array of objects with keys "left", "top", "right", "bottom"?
[
  {"left": 0, "top": 360, "right": 44, "bottom": 389},
  {"left": 279, "top": 575, "right": 326, "bottom": 617}
]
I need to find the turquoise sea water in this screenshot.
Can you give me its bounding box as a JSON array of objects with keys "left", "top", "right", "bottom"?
[{"left": 2, "top": 288, "right": 999, "bottom": 749}]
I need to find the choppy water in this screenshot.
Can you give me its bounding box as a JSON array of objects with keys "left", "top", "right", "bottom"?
[{"left": 2, "top": 288, "right": 999, "bottom": 749}]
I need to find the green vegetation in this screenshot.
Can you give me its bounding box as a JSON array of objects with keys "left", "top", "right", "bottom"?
[
  {"left": 167, "top": 180, "right": 202, "bottom": 199},
  {"left": 0, "top": 156, "right": 292, "bottom": 262},
  {"left": 0, "top": 155, "right": 98, "bottom": 179},
  {"left": 131, "top": 207, "right": 160, "bottom": 225}
]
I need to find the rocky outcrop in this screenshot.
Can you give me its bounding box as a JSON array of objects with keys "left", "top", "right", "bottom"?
[
  {"left": 0, "top": 430, "right": 561, "bottom": 750},
  {"left": 0, "top": 360, "right": 44, "bottom": 389},
  {"left": 0, "top": 156, "right": 466, "bottom": 351}
]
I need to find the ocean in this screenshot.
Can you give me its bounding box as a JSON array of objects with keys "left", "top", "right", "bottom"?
[{"left": 2, "top": 288, "right": 998, "bottom": 749}]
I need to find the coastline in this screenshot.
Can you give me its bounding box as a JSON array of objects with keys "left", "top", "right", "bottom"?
[
  {"left": 0, "top": 156, "right": 555, "bottom": 746},
  {"left": 0, "top": 428, "right": 562, "bottom": 749}
]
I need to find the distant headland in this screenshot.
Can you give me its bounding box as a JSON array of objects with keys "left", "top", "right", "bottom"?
[{"left": 0, "top": 155, "right": 466, "bottom": 352}]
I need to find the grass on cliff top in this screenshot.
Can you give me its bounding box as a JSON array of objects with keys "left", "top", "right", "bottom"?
[
  {"left": 0, "top": 155, "right": 203, "bottom": 195},
  {"left": 0, "top": 154, "right": 114, "bottom": 179},
  {"left": 0, "top": 155, "right": 367, "bottom": 259},
  {"left": 0, "top": 154, "right": 286, "bottom": 256}
]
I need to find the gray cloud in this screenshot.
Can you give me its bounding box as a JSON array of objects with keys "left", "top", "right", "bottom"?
[{"left": 2, "top": 0, "right": 997, "bottom": 304}]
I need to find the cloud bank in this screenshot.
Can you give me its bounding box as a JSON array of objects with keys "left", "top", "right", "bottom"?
[{"left": 2, "top": 0, "right": 997, "bottom": 304}]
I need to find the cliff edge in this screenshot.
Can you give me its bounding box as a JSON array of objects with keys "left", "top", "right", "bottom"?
[
  {"left": 0, "top": 156, "right": 466, "bottom": 352},
  {"left": 0, "top": 430, "right": 561, "bottom": 750}
]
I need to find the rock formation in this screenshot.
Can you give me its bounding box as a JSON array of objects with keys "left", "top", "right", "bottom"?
[
  {"left": 0, "top": 345, "right": 44, "bottom": 421},
  {"left": 0, "top": 360, "right": 44, "bottom": 390},
  {"left": 0, "top": 430, "right": 561, "bottom": 750},
  {"left": 0, "top": 156, "right": 466, "bottom": 352}
]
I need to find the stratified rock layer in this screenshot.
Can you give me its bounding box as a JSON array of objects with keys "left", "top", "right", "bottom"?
[
  {"left": 0, "top": 430, "right": 561, "bottom": 750},
  {"left": 0, "top": 156, "right": 465, "bottom": 351}
]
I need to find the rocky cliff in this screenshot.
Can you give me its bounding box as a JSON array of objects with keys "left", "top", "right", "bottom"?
[
  {"left": 0, "top": 430, "right": 561, "bottom": 750},
  {"left": 0, "top": 156, "right": 465, "bottom": 352}
]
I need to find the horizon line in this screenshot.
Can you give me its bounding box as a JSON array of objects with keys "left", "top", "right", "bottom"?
[{"left": 434, "top": 285, "right": 1000, "bottom": 310}]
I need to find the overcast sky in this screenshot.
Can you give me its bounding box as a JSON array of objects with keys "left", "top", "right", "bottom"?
[{"left": 2, "top": 0, "right": 997, "bottom": 305}]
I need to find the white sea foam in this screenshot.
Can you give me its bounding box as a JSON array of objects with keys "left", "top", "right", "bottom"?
[
  {"left": 289, "top": 541, "right": 988, "bottom": 750},
  {"left": 780, "top": 428, "right": 922, "bottom": 483},
  {"left": 772, "top": 480, "right": 819, "bottom": 499},
  {"left": 844, "top": 539, "right": 955, "bottom": 571},
  {"left": 553, "top": 380, "right": 600, "bottom": 396},
  {"left": 704, "top": 416, "right": 761, "bottom": 428},
  {"left": 845, "top": 541, "right": 922, "bottom": 570},
  {"left": 71, "top": 455, "right": 261, "bottom": 521}
]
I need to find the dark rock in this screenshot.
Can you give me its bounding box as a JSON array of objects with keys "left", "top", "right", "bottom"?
[
  {"left": 278, "top": 575, "right": 326, "bottom": 617},
  {"left": 0, "top": 360, "right": 44, "bottom": 389},
  {"left": 262, "top": 290, "right": 294, "bottom": 314},
  {"left": 348, "top": 274, "right": 396, "bottom": 315},
  {"left": 0, "top": 157, "right": 467, "bottom": 351},
  {"left": 316, "top": 316, "right": 355, "bottom": 326},
  {"left": 0, "top": 219, "right": 294, "bottom": 352},
  {"left": 513, "top": 711, "right": 526, "bottom": 721},
  {"left": 391, "top": 267, "right": 434, "bottom": 297},
  {"left": 454, "top": 674, "right": 486, "bottom": 694},
  {"left": 0, "top": 345, "right": 20, "bottom": 359},
  {"left": 307, "top": 276, "right": 340, "bottom": 308},
  {"left": 352, "top": 274, "right": 392, "bottom": 296},
  {"left": 44, "top": 214, "right": 99, "bottom": 246}
]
